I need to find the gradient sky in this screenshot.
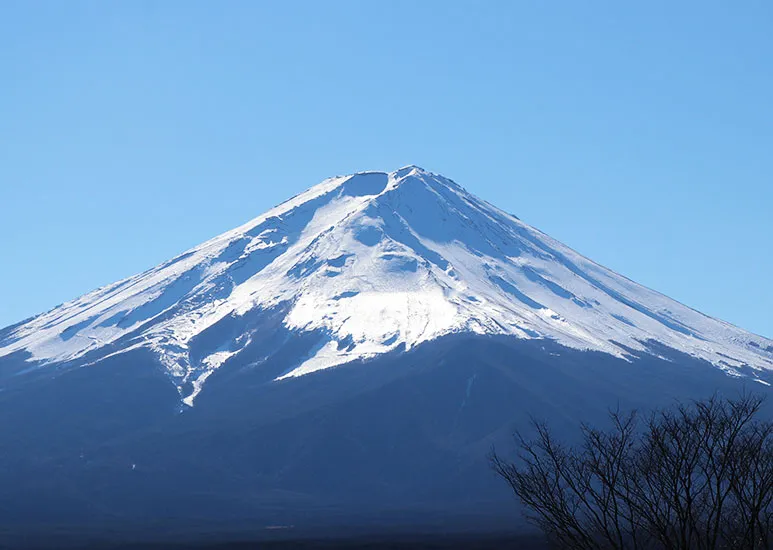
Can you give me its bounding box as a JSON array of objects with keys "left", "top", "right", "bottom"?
[{"left": 1, "top": 1, "right": 771, "bottom": 338}]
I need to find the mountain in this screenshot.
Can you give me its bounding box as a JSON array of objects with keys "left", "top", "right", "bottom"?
[
  {"left": 2, "top": 166, "right": 770, "bottom": 401},
  {"left": 1, "top": 166, "right": 771, "bottom": 542}
]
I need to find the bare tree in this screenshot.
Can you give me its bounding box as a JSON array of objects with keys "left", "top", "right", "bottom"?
[{"left": 491, "top": 393, "right": 773, "bottom": 549}]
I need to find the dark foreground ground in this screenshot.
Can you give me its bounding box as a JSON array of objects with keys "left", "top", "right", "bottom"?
[
  {"left": 119, "top": 535, "right": 548, "bottom": 549},
  {"left": 2, "top": 533, "right": 549, "bottom": 550}
]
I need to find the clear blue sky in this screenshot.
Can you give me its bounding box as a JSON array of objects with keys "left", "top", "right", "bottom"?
[{"left": 1, "top": 1, "right": 771, "bottom": 338}]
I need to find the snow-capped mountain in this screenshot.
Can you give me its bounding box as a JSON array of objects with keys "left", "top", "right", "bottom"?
[
  {"left": 2, "top": 166, "right": 773, "bottom": 540},
  {"left": 2, "top": 166, "right": 771, "bottom": 406}
]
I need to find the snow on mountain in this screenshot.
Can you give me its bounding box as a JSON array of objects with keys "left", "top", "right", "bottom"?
[{"left": 2, "top": 165, "right": 772, "bottom": 405}]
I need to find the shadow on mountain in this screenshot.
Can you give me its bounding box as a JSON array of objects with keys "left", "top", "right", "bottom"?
[{"left": 1, "top": 333, "right": 770, "bottom": 547}]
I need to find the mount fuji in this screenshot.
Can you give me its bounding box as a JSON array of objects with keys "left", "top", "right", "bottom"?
[{"left": 1, "top": 166, "right": 771, "bottom": 540}]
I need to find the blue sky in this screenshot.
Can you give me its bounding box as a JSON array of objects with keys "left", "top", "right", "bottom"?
[{"left": 1, "top": 1, "right": 771, "bottom": 338}]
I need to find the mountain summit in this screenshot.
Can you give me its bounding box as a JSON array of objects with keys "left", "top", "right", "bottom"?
[{"left": 1, "top": 166, "right": 771, "bottom": 406}]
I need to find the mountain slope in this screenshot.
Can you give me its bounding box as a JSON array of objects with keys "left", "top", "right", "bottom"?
[{"left": 1, "top": 166, "right": 772, "bottom": 407}]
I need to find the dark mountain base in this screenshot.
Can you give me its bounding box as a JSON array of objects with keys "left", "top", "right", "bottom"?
[{"left": 1, "top": 335, "right": 770, "bottom": 547}]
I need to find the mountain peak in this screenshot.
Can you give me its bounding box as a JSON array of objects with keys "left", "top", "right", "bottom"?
[
  {"left": 392, "top": 164, "right": 431, "bottom": 177},
  {"left": 1, "top": 167, "right": 772, "bottom": 406}
]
